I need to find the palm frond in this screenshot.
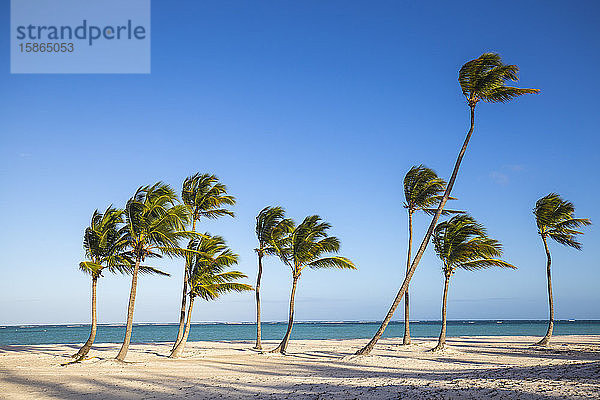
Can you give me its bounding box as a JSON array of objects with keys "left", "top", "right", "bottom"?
[
  {"left": 80, "top": 206, "right": 131, "bottom": 277},
  {"left": 138, "top": 265, "right": 171, "bottom": 276},
  {"left": 547, "top": 232, "right": 583, "bottom": 250},
  {"left": 79, "top": 261, "right": 103, "bottom": 276},
  {"left": 195, "top": 282, "right": 253, "bottom": 301},
  {"left": 458, "top": 258, "right": 517, "bottom": 271},
  {"left": 307, "top": 256, "right": 356, "bottom": 270},
  {"left": 482, "top": 86, "right": 540, "bottom": 103},
  {"left": 182, "top": 173, "right": 236, "bottom": 223},
  {"left": 423, "top": 208, "right": 464, "bottom": 216}
]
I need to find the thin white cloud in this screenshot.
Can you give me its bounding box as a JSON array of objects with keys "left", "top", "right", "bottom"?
[{"left": 489, "top": 171, "right": 509, "bottom": 185}]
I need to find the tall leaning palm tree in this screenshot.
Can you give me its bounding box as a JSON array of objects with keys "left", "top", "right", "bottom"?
[
  {"left": 430, "top": 214, "right": 516, "bottom": 351},
  {"left": 402, "top": 165, "right": 458, "bottom": 345},
  {"left": 173, "top": 173, "right": 235, "bottom": 351},
  {"left": 533, "top": 193, "right": 590, "bottom": 346},
  {"left": 170, "top": 234, "right": 252, "bottom": 358},
  {"left": 254, "top": 206, "right": 293, "bottom": 350},
  {"left": 355, "top": 52, "right": 539, "bottom": 355},
  {"left": 270, "top": 216, "right": 356, "bottom": 354},
  {"left": 115, "top": 182, "right": 196, "bottom": 361}
]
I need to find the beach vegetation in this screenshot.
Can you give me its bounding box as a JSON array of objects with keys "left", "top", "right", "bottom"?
[
  {"left": 170, "top": 234, "right": 252, "bottom": 358},
  {"left": 173, "top": 173, "right": 235, "bottom": 351},
  {"left": 431, "top": 214, "right": 516, "bottom": 351},
  {"left": 533, "top": 193, "right": 591, "bottom": 345},
  {"left": 401, "top": 165, "right": 458, "bottom": 345},
  {"left": 253, "top": 206, "right": 293, "bottom": 350},
  {"left": 115, "top": 182, "right": 197, "bottom": 361},
  {"left": 74, "top": 206, "right": 168, "bottom": 360},
  {"left": 355, "top": 52, "right": 539, "bottom": 355},
  {"left": 270, "top": 216, "right": 356, "bottom": 354}
]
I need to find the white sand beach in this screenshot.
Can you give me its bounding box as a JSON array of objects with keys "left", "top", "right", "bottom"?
[{"left": 1, "top": 336, "right": 599, "bottom": 399}]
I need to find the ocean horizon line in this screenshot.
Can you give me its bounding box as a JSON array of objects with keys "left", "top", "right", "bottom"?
[{"left": 2, "top": 319, "right": 597, "bottom": 327}]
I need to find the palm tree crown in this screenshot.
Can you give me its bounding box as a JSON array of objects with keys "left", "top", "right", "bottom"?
[
  {"left": 281, "top": 215, "right": 356, "bottom": 277},
  {"left": 256, "top": 206, "right": 294, "bottom": 257},
  {"left": 433, "top": 214, "right": 516, "bottom": 275},
  {"left": 182, "top": 173, "right": 236, "bottom": 224},
  {"left": 79, "top": 206, "right": 130, "bottom": 278},
  {"left": 187, "top": 234, "right": 252, "bottom": 301},
  {"left": 404, "top": 165, "right": 448, "bottom": 214},
  {"left": 124, "top": 182, "right": 195, "bottom": 261},
  {"left": 459, "top": 52, "right": 540, "bottom": 108},
  {"left": 534, "top": 193, "right": 591, "bottom": 249}
]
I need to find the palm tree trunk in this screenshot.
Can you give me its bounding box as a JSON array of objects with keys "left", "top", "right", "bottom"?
[
  {"left": 536, "top": 235, "right": 553, "bottom": 346},
  {"left": 403, "top": 211, "right": 413, "bottom": 345},
  {"left": 254, "top": 254, "right": 263, "bottom": 350},
  {"left": 115, "top": 255, "right": 141, "bottom": 361},
  {"left": 270, "top": 275, "right": 299, "bottom": 354},
  {"left": 355, "top": 106, "right": 476, "bottom": 355},
  {"left": 432, "top": 274, "right": 450, "bottom": 352},
  {"left": 173, "top": 220, "right": 196, "bottom": 350},
  {"left": 170, "top": 297, "right": 195, "bottom": 358},
  {"left": 72, "top": 275, "right": 98, "bottom": 359},
  {"left": 172, "top": 266, "right": 188, "bottom": 350}
]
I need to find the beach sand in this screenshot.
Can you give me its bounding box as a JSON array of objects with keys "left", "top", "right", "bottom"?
[{"left": 1, "top": 336, "right": 599, "bottom": 399}]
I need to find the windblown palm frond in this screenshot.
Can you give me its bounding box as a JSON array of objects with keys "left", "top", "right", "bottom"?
[
  {"left": 433, "top": 214, "right": 516, "bottom": 275},
  {"left": 187, "top": 234, "right": 252, "bottom": 301},
  {"left": 307, "top": 256, "right": 355, "bottom": 270},
  {"left": 459, "top": 53, "right": 539, "bottom": 107},
  {"left": 182, "top": 173, "right": 236, "bottom": 222},
  {"left": 256, "top": 206, "right": 294, "bottom": 256},
  {"left": 281, "top": 215, "right": 356, "bottom": 275},
  {"left": 79, "top": 261, "right": 104, "bottom": 276},
  {"left": 534, "top": 193, "right": 591, "bottom": 250},
  {"left": 404, "top": 165, "right": 461, "bottom": 215},
  {"left": 123, "top": 182, "right": 200, "bottom": 261},
  {"left": 80, "top": 206, "right": 133, "bottom": 277}
]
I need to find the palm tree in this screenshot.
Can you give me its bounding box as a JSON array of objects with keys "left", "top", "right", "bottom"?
[
  {"left": 270, "top": 216, "right": 356, "bottom": 354},
  {"left": 430, "top": 214, "right": 516, "bottom": 351},
  {"left": 173, "top": 173, "right": 235, "bottom": 351},
  {"left": 74, "top": 207, "right": 168, "bottom": 360},
  {"left": 254, "top": 206, "right": 293, "bottom": 350},
  {"left": 533, "top": 193, "right": 591, "bottom": 346},
  {"left": 355, "top": 52, "right": 539, "bottom": 355},
  {"left": 402, "top": 165, "right": 459, "bottom": 345},
  {"left": 72, "top": 207, "right": 129, "bottom": 360},
  {"left": 115, "top": 182, "right": 196, "bottom": 361},
  {"left": 170, "top": 234, "right": 252, "bottom": 358}
]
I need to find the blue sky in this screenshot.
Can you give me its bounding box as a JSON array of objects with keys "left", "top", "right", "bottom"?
[{"left": 0, "top": 1, "right": 598, "bottom": 324}]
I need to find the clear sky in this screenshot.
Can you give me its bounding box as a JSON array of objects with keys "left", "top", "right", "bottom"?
[{"left": 0, "top": 1, "right": 598, "bottom": 325}]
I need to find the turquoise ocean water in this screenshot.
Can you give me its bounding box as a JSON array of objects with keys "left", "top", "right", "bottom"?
[{"left": 1, "top": 320, "right": 599, "bottom": 346}]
